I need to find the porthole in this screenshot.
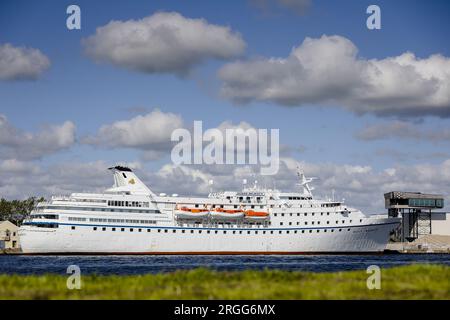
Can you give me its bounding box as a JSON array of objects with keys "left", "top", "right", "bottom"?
[
  {"left": 93, "top": 227, "right": 97, "bottom": 231},
  {"left": 71, "top": 226, "right": 76, "bottom": 230},
  {"left": 102, "top": 227, "right": 106, "bottom": 231}
]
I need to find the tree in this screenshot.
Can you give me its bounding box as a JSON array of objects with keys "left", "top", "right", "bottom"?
[{"left": 0, "top": 197, "right": 45, "bottom": 225}]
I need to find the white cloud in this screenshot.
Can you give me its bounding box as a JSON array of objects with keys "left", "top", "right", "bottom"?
[
  {"left": 83, "top": 12, "right": 245, "bottom": 75},
  {"left": 219, "top": 35, "right": 450, "bottom": 118},
  {"left": 356, "top": 120, "right": 450, "bottom": 141},
  {"left": 83, "top": 109, "right": 183, "bottom": 155},
  {"left": 0, "top": 114, "right": 76, "bottom": 160},
  {"left": 0, "top": 43, "right": 50, "bottom": 80}
]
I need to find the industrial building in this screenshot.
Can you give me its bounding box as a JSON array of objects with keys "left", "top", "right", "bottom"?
[
  {"left": 0, "top": 221, "right": 20, "bottom": 251},
  {"left": 385, "top": 191, "right": 449, "bottom": 242}
]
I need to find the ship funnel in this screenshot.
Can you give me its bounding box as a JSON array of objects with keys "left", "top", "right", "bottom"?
[{"left": 107, "top": 166, "right": 156, "bottom": 197}]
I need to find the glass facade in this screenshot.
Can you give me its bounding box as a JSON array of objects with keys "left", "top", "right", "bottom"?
[{"left": 408, "top": 198, "right": 444, "bottom": 208}]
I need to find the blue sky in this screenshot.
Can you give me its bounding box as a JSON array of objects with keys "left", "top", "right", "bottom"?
[{"left": 0, "top": 0, "right": 449, "bottom": 212}]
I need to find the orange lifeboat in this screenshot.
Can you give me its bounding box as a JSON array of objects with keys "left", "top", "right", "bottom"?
[
  {"left": 175, "top": 205, "right": 210, "bottom": 219},
  {"left": 244, "top": 210, "right": 269, "bottom": 219},
  {"left": 210, "top": 208, "right": 244, "bottom": 219}
]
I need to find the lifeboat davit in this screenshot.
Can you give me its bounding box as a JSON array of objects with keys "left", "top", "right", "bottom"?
[
  {"left": 210, "top": 208, "right": 244, "bottom": 220},
  {"left": 244, "top": 210, "right": 269, "bottom": 219},
  {"left": 174, "top": 206, "right": 210, "bottom": 219}
]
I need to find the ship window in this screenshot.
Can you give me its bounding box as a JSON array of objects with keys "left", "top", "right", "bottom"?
[
  {"left": 164, "top": 229, "right": 168, "bottom": 233},
  {"left": 350, "top": 220, "right": 352, "bottom": 223},
  {"left": 181, "top": 230, "right": 185, "bottom": 233},
  {"left": 215, "top": 231, "right": 218, "bottom": 234},
  {"left": 312, "top": 213, "right": 315, "bottom": 216},
  {"left": 311, "top": 221, "right": 314, "bottom": 225},
  {"left": 223, "top": 231, "right": 227, "bottom": 234},
  {"left": 190, "top": 230, "right": 194, "bottom": 233},
  {"left": 281, "top": 213, "right": 285, "bottom": 217},
  {"left": 316, "top": 230, "right": 319, "bottom": 233},
  {"left": 274, "top": 213, "right": 277, "bottom": 217},
  {"left": 239, "top": 231, "right": 242, "bottom": 234},
  {"left": 342, "top": 220, "right": 345, "bottom": 223},
  {"left": 121, "top": 228, "right": 125, "bottom": 232},
  {"left": 122, "top": 173, "right": 127, "bottom": 178},
  {"left": 317, "top": 221, "right": 320, "bottom": 225},
  {"left": 304, "top": 213, "right": 307, "bottom": 216},
  {"left": 327, "top": 221, "right": 329, "bottom": 224},
  {"left": 294, "top": 230, "right": 297, "bottom": 234},
  {"left": 279, "top": 231, "right": 282, "bottom": 234},
  {"left": 270, "top": 231, "right": 273, "bottom": 234},
  {"left": 289, "top": 222, "right": 292, "bottom": 225},
  {"left": 158, "top": 229, "right": 161, "bottom": 233},
  {"left": 102, "top": 227, "right": 106, "bottom": 231},
  {"left": 247, "top": 231, "right": 250, "bottom": 234},
  {"left": 305, "top": 222, "right": 308, "bottom": 225},
  {"left": 302, "top": 230, "right": 305, "bottom": 233},
  {"left": 130, "top": 228, "right": 134, "bottom": 232},
  {"left": 71, "top": 226, "right": 75, "bottom": 230},
  {"left": 280, "top": 222, "right": 283, "bottom": 226},
  {"left": 112, "top": 228, "right": 116, "bottom": 231},
  {"left": 172, "top": 229, "right": 176, "bottom": 233},
  {"left": 324, "top": 229, "right": 327, "bottom": 232},
  {"left": 286, "top": 231, "right": 289, "bottom": 234},
  {"left": 93, "top": 227, "right": 97, "bottom": 231},
  {"left": 297, "top": 213, "right": 300, "bottom": 216},
  {"left": 327, "top": 213, "right": 330, "bottom": 215},
  {"left": 360, "top": 219, "right": 363, "bottom": 222},
  {"left": 339, "top": 229, "right": 342, "bottom": 232},
  {"left": 347, "top": 228, "right": 350, "bottom": 231},
  {"left": 309, "top": 230, "right": 312, "bottom": 233}
]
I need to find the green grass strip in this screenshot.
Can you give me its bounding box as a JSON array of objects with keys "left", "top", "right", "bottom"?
[{"left": 0, "top": 264, "right": 448, "bottom": 300}]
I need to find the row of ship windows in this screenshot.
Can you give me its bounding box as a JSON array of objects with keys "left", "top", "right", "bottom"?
[
  {"left": 273, "top": 212, "right": 347, "bottom": 217},
  {"left": 280, "top": 219, "right": 362, "bottom": 226},
  {"left": 72, "top": 226, "right": 352, "bottom": 234},
  {"left": 68, "top": 217, "right": 157, "bottom": 224},
  {"left": 107, "top": 200, "right": 150, "bottom": 208},
  {"left": 35, "top": 206, "right": 160, "bottom": 214}
]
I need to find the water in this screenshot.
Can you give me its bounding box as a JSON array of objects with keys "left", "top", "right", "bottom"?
[{"left": 0, "top": 254, "right": 449, "bottom": 275}]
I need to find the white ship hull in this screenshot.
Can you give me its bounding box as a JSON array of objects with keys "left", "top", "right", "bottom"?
[{"left": 19, "top": 218, "right": 398, "bottom": 254}]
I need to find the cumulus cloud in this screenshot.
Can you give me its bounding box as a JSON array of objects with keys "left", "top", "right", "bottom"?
[
  {"left": 219, "top": 35, "right": 450, "bottom": 118},
  {"left": 0, "top": 114, "right": 76, "bottom": 160},
  {"left": 83, "top": 109, "right": 183, "bottom": 156},
  {"left": 356, "top": 120, "right": 450, "bottom": 141},
  {"left": 83, "top": 12, "right": 245, "bottom": 75},
  {"left": 0, "top": 43, "right": 50, "bottom": 80}
]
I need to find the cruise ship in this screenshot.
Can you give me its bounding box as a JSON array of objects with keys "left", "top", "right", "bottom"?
[{"left": 19, "top": 166, "right": 400, "bottom": 254}]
